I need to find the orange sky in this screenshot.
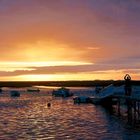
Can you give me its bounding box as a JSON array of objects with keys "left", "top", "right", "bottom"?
[{"left": 0, "top": 0, "right": 140, "bottom": 81}]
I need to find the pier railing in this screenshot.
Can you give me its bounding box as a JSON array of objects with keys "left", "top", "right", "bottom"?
[{"left": 111, "top": 94, "right": 140, "bottom": 126}]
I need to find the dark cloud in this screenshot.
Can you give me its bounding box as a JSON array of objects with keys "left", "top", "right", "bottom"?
[{"left": 0, "top": 63, "right": 140, "bottom": 77}]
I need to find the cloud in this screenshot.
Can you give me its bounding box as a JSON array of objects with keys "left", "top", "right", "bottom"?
[
  {"left": 0, "top": 0, "right": 140, "bottom": 45},
  {"left": 0, "top": 63, "right": 140, "bottom": 77},
  {"left": 122, "top": 69, "right": 140, "bottom": 74},
  {"left": 0, "top": 0, "right": 140, "bottom": 80}
]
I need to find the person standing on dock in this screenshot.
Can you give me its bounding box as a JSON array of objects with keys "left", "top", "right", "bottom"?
[{"left": 124, "top": 74, "right": 132, "bottom": 96}]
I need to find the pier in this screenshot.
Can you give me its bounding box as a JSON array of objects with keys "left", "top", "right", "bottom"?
[
  {"left": 90, "top": 84, "right": 140, "bottom": 126},
  {"left": 91, "top": 94, "right": 140, "bottom": 126},
  {"left": 112, "top": 95, "right": 140, "bottom": 125}
]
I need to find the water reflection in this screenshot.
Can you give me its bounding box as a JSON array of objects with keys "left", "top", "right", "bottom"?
[{"left": 0, "top": 89, "right": 139, "bottom": 139}]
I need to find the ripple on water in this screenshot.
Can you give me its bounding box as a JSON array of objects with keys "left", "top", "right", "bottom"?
[{"left": 0, "top": 92, "right": 139, "bottom": 140}]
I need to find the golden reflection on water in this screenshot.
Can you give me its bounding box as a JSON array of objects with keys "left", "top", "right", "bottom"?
[{"left": 0, "top": 89, "right": 139, "bottom": 139}]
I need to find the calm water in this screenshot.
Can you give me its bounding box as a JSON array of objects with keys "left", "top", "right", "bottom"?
[{"left": 0, "top": 87, "right": 140, "bottom": 140}]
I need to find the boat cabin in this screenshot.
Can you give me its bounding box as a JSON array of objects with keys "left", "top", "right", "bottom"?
[{"left": 52, "top": 87, "right": 73, "bottom": 97}]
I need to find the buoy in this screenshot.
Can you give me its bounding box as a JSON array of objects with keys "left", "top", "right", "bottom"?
[{"left": 47, "top": 103, "right": 51, "bottom": 108}]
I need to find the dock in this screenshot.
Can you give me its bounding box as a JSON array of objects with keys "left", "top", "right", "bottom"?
[
  {"left": 91, "top": 94, "right": 140, "bottom": 126},
  {"left": 112, "top": 95, "right": 140, "bottom": 125},
  {"left": 91, "top": 85, "right": 140, "bottom": 126}
]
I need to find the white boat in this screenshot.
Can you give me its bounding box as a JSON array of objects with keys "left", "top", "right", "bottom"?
[
  {"left": 73, "top": 96, "right": 91, "bottom": 103},
  {"left": 94, "top": 84, "right": 115, "bottom": 98},
  {"left": 91, "top": 84, "right": 119, "bottom": 105},
  {"left": 52, "top": 87, "right": 73, "bottom": 97}
]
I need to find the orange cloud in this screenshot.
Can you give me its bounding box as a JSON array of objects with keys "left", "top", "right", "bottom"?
[{"left": 0, "top": 0, "right": 139, "bottom": 80}]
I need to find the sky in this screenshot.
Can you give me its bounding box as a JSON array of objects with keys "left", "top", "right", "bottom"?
[{"left": 0, "top": 0, "right": 140, "bottom": 81}]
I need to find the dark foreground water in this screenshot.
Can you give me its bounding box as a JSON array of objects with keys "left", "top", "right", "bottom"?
[{"left": 0, "top": 88, "right": 140, "bottom": 140}]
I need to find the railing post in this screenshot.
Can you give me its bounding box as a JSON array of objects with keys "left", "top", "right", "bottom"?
[
  {"left": 133, "top": 101, "right": 136, "bottom": 124},
  {"left": 118, "top": 97, "right": 121, "bottom": 116}
]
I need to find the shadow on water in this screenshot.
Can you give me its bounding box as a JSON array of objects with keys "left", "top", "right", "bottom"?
[{"left": 101, "top": 104, "right": 140, "bottom": 140}]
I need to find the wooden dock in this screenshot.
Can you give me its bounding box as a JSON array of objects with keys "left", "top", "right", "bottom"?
[{"left": 107, "top": 95, "right": 140, "bottom": 125}]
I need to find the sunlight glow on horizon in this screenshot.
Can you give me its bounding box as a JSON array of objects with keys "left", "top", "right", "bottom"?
[
  {"left": 0, "top": 1, "right": 139, "bottom": 81},
  {"left": 0, "top": 74, "right": 114, "bottom": 81},
  {"left": 0, "top": 70, "right": 138, "bottom": 81},
  {"left": 0, "top": 61, "right": 93, "bottom": 71},
  {"left": 0, "top": 62, "right": 139, "bottom": 81}
]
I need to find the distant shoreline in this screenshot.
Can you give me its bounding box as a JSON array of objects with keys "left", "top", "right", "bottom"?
[{"left": 0, "top": 80, "right": 140, "bottom": 87}]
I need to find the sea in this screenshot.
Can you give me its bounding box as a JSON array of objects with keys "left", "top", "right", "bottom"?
[{"left": 0, "top": 86, "right": 140, "bottom": 140}]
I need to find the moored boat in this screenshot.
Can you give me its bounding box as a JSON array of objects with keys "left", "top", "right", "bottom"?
[
  {"left": 10, "top": 90, "right": 20, "bottom": 97},
  {"left": 73, "top": 96, "right": 91, "bottom": 103},
  {"left": 27, "top": 88, "right": 40, "bottom": 92},
  {"left": 52, "top": 87, "right": 73, "bottom": 97}
]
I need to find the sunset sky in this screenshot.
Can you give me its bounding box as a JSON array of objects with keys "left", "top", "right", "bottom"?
[{"left": 0, "top": 0, "right": 140, "bottom": 81}]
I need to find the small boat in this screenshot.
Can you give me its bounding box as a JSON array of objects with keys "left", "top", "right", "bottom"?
[
  {"left": 52, "top": 87, "right": 73, "bottom": 97},
  {"left": 27, "top": 88, "right": 40, "bottom": 92},
  {"left": 73, "top": 96, "right": 91, "bottom": 103},
  {"left": 10, "top": 91, "right": 20, "bottom": 97}
]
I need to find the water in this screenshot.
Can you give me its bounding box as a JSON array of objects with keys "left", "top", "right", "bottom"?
[{"left": 0, "top": 87, "right": 140, "bottom": 140}]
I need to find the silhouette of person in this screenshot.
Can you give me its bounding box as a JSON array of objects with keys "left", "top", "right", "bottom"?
[{"left": 124, "top": 74, "right": 132, "bottom": 96}]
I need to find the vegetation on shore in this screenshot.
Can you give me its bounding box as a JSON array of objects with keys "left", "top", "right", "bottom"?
[{"left": 0, "top": 80, "right": 140, "bottom": 87}]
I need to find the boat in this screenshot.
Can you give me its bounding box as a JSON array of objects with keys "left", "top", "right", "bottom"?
[
  {"left": 27, "top": 88, "right": 40, "bottom": 92},
  {"left": 52, "top": 87, "right": 73, "bottom": 97},
  {"left": 10, "top": 90, "right": 20, "bottom": 97},
  {"left": 73, "top": 96, "right": 91, "bottom": 103},
  {"left": 91, "top": 84, "right": 118, "bottom": 104}
]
